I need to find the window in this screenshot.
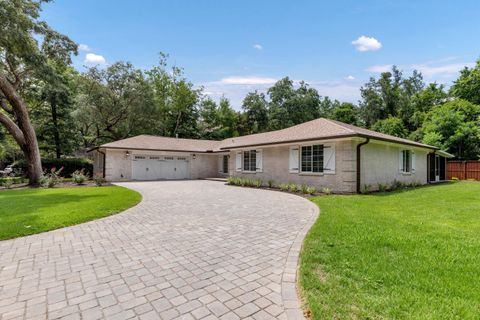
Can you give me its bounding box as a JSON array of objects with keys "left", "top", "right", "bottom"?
[
  {"left": 301, "top": 145, "right": 324, "bottom": 173},
  {"left": 402, "top": 150, "right": 412, "bottom": 173},
  {"left": 243, "top": 150, "right": 257, "bottom": 172},
  {"left": 223, "top": 155, "right": 229, "bottom": 174}
]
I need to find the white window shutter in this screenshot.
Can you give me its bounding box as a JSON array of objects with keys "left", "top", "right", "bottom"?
[
  {"left": 399, "top": 150, "right": 404, "bottom": 172},
  {"left": 256, "top": 150, "right": 263, "bottom": 172},
  {"left": 236, "top": 152, "right": 242, "bottom": 172},
  {"left": 411, "top": 151, "right": 416, "bottom": 173},
  {"left": 218, "top": 156, "right": 223, "bottom": 173},
  {"left": 289, "top": 146, "right": 299, "bottom": 173},
  {"left": 324, "top": 143, "right": 336, "bottom": 174}
]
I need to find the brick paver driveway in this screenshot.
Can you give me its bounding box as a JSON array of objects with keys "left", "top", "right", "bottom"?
[{"left": 0, "top": 180, "right": 318, "bottom": 320}]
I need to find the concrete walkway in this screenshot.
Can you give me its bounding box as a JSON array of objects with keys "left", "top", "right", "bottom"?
[{"left": 0, "top": 180, "right": 318, "bottom": 320}]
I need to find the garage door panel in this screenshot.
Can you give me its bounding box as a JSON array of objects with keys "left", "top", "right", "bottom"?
[{"left": 132, "top": 155, "right": 189, "bottom": 180}]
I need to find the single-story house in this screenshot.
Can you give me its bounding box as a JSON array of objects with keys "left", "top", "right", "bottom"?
[{"left": 88, "top": 118, "right": 453, "bottom": 193}]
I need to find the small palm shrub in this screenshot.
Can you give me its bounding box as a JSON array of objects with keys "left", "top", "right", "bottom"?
[
  {"left": 41, "top": 167, "right": 64, "bottom": 188},
  {"left": 253, "top": 179, "right": 263, "bottom": 188},
  {"left": 306, "top": 186, "right": 317, "bottom": 195},
  {"left": 93, "top": 173, "right": 106, "bottom": 186},
  {"left": 72, "top": 169, "right": 87, "bottom": 185},
  {"left": 361, "top": 184, "right": 371, "bottom": 194},
  {"left": 279, "top": 183, "right": 289, "bottom": 191},
  {"left": 301, "top": 184, "right": 309, "bottom": 194},
  {"left": 378, "top": 183, "right": 388, "bottom": 192},
  {"left": 288, "top": 183, "right": 299, "bottom": 193},
  {"left": 2, "top": 180, "right": 13, "bottom": 189},
  {"left": 322, "top": 187, "right": 332, "bottom": 195},
  {"left": 390, "top": 179, "right": 403, "bottom": 191}
]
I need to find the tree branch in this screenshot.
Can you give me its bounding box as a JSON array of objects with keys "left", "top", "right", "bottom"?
[
  {"left": 0, "top": 97, "right": 13, "bottom": 114},
  {"left": 0, "top": 112, "right": 25, "bottom": 146}
]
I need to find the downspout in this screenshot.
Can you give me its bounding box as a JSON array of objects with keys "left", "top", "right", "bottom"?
[
  {"left": 97, "top": 149, "right": 106, "bottom": 178},
  {"left": 356, "top": 138, "right": 370, "bottom": 193}
]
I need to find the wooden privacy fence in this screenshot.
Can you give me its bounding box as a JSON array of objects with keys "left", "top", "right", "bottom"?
[{"left": 447, "top": 160, "right": 480, "bottom": 180}]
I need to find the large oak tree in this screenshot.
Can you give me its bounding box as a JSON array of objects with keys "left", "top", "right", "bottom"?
[{"left": 0, "top": 0, "right": 77, "bottom": 184}]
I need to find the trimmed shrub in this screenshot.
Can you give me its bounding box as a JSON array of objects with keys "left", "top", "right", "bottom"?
[{"left": 13, "top": 158, "right": 93, "bottom": 178}]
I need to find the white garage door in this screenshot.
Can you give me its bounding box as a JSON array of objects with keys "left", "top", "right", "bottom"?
[{"left": 132, "top": 155, "right": 190, "bottom": 180}]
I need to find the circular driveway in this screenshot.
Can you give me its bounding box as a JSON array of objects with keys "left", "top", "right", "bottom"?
[{"left": 0, "top": 180, "right": 318, "bottom": 320}]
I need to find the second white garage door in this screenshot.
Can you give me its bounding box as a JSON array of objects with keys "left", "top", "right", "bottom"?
[{"left": 132, "top": 155, "right": 190, "bottom": 180}]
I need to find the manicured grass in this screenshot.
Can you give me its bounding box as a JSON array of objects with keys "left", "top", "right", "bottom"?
[
  {"left": 300, "top": 181, "right": 480, "bottom": 319},
  {"left": 0, "top": 186, "right": 141, "bottom": 240}
]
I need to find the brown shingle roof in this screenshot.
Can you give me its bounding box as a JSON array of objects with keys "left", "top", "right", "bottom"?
[
  {"left": 98, "top": 118, "right": 436, "bottom": 152},
  {"left": 218, "top": 118, "right": 436, "bottom": 150},
  {"left": 100, "top": 135, "right": 220, "bottom": 153}
]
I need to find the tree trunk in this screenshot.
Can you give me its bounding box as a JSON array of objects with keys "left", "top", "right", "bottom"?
[{"left": 0, "top": 75, "right": 43, "bottom": 185}]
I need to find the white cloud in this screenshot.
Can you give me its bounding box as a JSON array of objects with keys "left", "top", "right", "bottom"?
[
  {"left": 366, "top": 64, "right": 393, "bottom": 73},
  {"left": 411, "top": 62, "right": 474, "bottom": 77},
  {"left": 253, "top": 44, "right": 263, "bottom": 50},
  {"left": 345, "top": 75, "right": 355, "bottom": 80},
  {"left": 84, "top": 53, "right": 106, "bottom": 65},
  {"left": 78, "top": 44, "right": 91, "bottom": 52},
  {"left": 352, "top": 36, "right": 382, "bottom": 52},
  {"left": 219, "top": 76, "right": 277, "bottom": 85}
]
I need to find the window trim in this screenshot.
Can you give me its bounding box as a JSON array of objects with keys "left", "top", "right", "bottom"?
[
  {"left": 401, "top": 149, "right": 413, "bottom": 174},
  {"left": 300, "top": 144, "right": 324, "bottom": 175},
  {"left": 242, "top": 150, "right": 257, "bottom": 172}
]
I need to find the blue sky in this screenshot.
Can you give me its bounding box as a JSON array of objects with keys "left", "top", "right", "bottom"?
[{"left": 42, "top": 0, "right": 479, "bottom": 109}]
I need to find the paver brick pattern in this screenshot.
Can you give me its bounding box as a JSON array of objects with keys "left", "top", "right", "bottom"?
[{"left": 0, "top": 181, "right": 316, "bottom": 319}]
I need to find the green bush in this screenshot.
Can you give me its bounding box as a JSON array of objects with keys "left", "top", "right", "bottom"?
[
  {"left": 253, "top": 179, "right": 263, "bottom": 188},
  {"left": 13, "top": 158, "right": 93, "bottom": 177},
  {"left": 322, "top": 187, "right": 332, "bottom": 195},
  {"left": 72, "top": 169, "right": 87, "bottom": 185},
  {"left": 1, "top": 180, "right": 13, "bottom": 189},
  {"left": 267, "top": 180, "right": 274, "bottom": 188},
  {"left": 288, "top": 183, "right": 299, "bottom": 193},
  {"left": 361, "top": 184, "right": 371, "bottom": 194},
  {"left": 279, "top": 183, "right": 289, "bottom": 191},
  {"left": 378, "top": 183, "right": 388, "bottom": 192},
  {"left": 301, "top": 184, "right": 309, "bottom": 194},
  {"left": 307, "top": 186, "right": 317, "bottom": 195},
  {"left": 41, "top": 167, "right": 63, "bottom": 188},
  {"left": 93, "top": 173, "right": 106, "bottom": 187},
  {"left": 0, "top": 177, "right": 28, "bottom": 185}
]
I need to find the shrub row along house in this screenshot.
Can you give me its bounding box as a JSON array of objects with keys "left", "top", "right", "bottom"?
[{"left": 88, "top": 118, "right": 452, "bottom": 193}]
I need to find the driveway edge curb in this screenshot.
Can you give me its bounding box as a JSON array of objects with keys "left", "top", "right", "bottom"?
[{"left": 281, "top": 199, "right": 319, "bottom": 320}]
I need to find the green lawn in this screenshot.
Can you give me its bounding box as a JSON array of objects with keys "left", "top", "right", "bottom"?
[
  {"left": 300, "top": 181, "right": 480, "bottom": 319},
  {"left": 0, "top": 186, "right": 141, "bottom": 240}
]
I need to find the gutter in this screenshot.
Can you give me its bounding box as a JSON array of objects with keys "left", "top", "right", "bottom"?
[
  {"left": 96, "top": 149, "right": 106, "bottom": 178},
  {"left": 356, "top": 138, "right": 370, "bottom": 193}
]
